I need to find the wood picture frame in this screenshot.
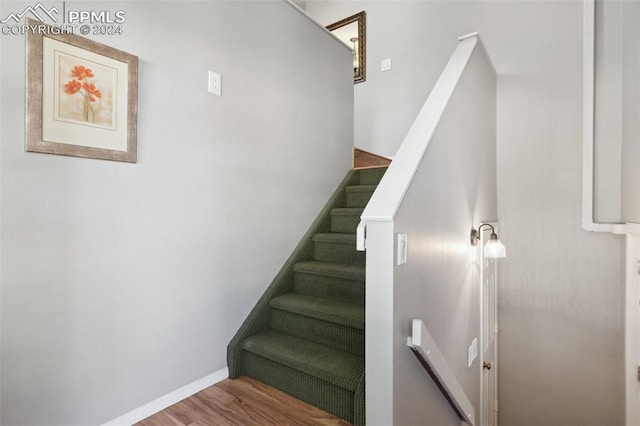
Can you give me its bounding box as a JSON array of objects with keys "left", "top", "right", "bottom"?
[
  {"left": 327, "top": 11, "right": 366, "bottom": 84},
  {"left": 26, "top": 18, "right": 138, "bottom": 162}
]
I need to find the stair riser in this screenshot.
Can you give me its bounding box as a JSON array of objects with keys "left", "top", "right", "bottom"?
[
  {"left": 294, "top": 272, "right": 364, "bottom": 305},
  {"left": 241, "top": 351, "right": 355, "bottom": 422},
  {"left": 346, "top": 191, "right": 374, "bottom": 208},
  {"left": 271, "top": 310, "right": 364, "bottom": 356},
  {"left": 313, "top": 241, "right": 365, "bottom": 265},
  {"left": 359, "top": 168, "right": 387, "bottom": 185},
  {"left": 330, "top": 214, "right": 361, "bottom": 233}
]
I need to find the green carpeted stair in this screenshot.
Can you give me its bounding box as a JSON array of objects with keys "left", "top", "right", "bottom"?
[{"left": 227, "top": 167, "right": 387, "bottom": 425}]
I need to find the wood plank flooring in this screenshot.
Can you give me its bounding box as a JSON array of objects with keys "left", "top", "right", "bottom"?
[
  {"left": 353, "top": 147, "right": 392, "bottom": 169},
  {"left": 136, "top": 376, "right": 352, "bottom": 426}
]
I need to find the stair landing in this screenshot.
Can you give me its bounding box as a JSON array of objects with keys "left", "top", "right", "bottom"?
[{"left": 353, "top": 147, "right": 391, "bottom": 169}]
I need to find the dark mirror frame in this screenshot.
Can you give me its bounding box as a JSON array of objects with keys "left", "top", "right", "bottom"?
[{"left": 327, "top": 11, "right": 366, "bottom": 84}]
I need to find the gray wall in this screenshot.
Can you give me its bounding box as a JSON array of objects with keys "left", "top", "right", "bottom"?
[
  {"left": 496, "top": 5, "right": 621, "bottom": 426},
  {"left": 306, "top": 2, "right": 464, "bottom": 160},
  {"left": 0, "top": 1, "right": 353, "bottom": 424},
  {"left": 392, "top": 46, "right": 496, "bottom": 425},
  {"left": 307, "top": 2, "right": 624, "bottom": 425}
]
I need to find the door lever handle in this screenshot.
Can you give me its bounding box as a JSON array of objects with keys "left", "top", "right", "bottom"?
[{"left": 483, "top": 361, "right": 492, "bottom": 370}]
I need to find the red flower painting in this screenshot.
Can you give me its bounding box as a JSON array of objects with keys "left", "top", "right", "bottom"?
[
  {"left": 64, "top": 65, "right": 102, "bottom": 122},
  {"left": 82, "top": 83, "right": 102, "bottom": 102},
  {"left": 71, "top": 65, "right": 94, "bottom": 80},
  {"left": 64, "top": 80, "right": 81, "bottom": 95}
]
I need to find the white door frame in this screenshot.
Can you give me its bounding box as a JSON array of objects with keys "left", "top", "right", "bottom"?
[
  {"left": 479, "top": 222, "right": 498, "bottom": 426},
  {"left": 625, "top": 225, "right": 640, "bottom": 426}
]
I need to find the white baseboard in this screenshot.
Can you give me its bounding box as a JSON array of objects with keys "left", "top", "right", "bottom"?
[{"left": 101, "top": 367, "right": 229, "bottom": 426}]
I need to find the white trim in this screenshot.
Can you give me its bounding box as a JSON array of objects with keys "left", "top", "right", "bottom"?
[
  {"left": 626, "top": 222, "right": 640, "bottom": 236},
  {"left": 581, "top": 0, "right": 626, "bottom": 234},
  {"left": 625, "top": 235, "right": 640, "bottom": 426},
  {"left": 582, "top": 0, "right": 596, "bottom": 230},
  {"left": 365, "top": 220, "right": 395, "bottom": 425},
  {"left": 0, "top": 1, "right": 3, "bottom": 410},
  {"left": 479, "top": 222, "right": 499, "bottom": 426},
  {"left": 101, "top": 367, "right": 229, "bottom": 426},
  {"left": 458, "top": 31, "right": 479, "bottom": 41},
  {"left": 356, "top": 220, "right": 366, "bottom": 251}
]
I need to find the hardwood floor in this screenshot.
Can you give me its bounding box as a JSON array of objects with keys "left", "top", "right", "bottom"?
[
  {"left": 136, "top": 376, "right": 352, "bottom": 426},
  {"left": 353, "top": 147, "right": 392, "bottom": 169}
]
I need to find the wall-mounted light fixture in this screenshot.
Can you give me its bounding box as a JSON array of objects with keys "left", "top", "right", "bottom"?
[
  {"left": 470, "top": 223, "right": 506, "bottom": 258},
  {"left": 350, "top": 37, "right": 359, "bottom": 71}
]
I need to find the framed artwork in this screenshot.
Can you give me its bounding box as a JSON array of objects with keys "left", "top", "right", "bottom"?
[
  {"left": 26, "top": 18, "right": 138, "bottom": 162},
  {"left": 327, "top": 11, "right": 366, "bottom": 84}
]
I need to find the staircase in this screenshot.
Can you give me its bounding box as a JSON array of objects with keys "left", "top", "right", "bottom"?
[{"left": 227, "top": 167, "right": 387, "bottom": 426}]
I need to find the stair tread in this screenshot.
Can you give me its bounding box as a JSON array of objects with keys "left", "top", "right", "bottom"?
[
  {"left": 293, "top": 261, "right": 365, "bottom": 281},
  {"left": 240, "top": 330, "right": 364, "bottom": 391},
  {"left": 345, "top": 185, "right": 376, "bottom": 193},
  {"left": 270, "top": 293, "right": 364, "bottom": 330},
  {"left": 330, "top": 208, "right": 364, "bottom": 216},
  {"left": 312, "top": 233, "right": 356, "bottom": 243}
]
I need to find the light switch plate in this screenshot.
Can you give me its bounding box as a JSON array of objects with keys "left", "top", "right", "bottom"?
[
  {"left": 208, "top": 70, "right": 221, "bottom": 96},
  {"left": 397, "top": 233, "right": 407, "bottom": 265},
  {"left": 381, "top": 58, "right": 392, "bottom": 72}
]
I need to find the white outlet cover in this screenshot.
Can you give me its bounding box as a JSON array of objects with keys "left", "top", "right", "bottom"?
[{"left": 381, "top": 58, "right": 392, "bottom": 72}]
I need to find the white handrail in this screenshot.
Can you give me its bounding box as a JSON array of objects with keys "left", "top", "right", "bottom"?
[{"left": 407, "top": 319, "right": 475, "bottom": 425}]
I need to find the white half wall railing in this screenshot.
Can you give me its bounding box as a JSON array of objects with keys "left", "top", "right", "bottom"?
[
  {"left": 408, "top": 319, "right": 475, "bottom": 425},
  {"left": 358, "top": 32, "right": 495, "bottom": 424}
]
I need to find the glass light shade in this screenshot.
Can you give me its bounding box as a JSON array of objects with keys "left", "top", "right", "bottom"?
[
  {"left": 351, "top": 37, "right": 359, "bottom": 70},
  {"left": 484, "top": 234, "right": 506, "bottom": 259}
]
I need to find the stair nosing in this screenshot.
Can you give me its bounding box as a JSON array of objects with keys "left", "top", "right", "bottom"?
[
  {"left": 345, "top": 185, "right": 377, "bottom": 193},
  {"left": 293, "top": 261, "right": 365, "bottom": 281},
  {"left": 330, "top": 207, "right": 365, "bottom": 216},
  {"left": 312, "top": 233, "right": 357, "bottom": 243}
]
